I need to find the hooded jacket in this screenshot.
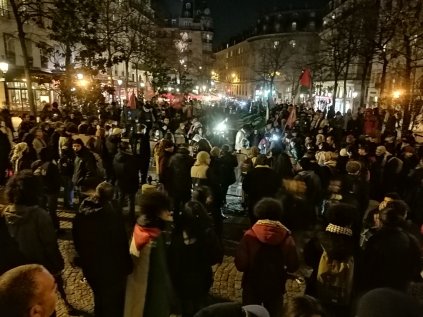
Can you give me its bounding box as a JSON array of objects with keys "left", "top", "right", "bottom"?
[
  {"left": 2, "top": 205, "right": 64, "bottom": 274},
  {"left": 72, "top": 197, "right": 132, "bottom": 283},
  {"left": 235, "top": 220, "right": 299, "bottom": 296}
]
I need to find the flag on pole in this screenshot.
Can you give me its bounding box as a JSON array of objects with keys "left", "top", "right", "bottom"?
[
  {"left": 285, "top": 106, "right": 297, "bottom": 128},
  {"left": 299, "top": 68, "right": 312, "bottom": 89}
]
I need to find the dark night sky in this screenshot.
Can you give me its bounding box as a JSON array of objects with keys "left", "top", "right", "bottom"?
[{"left": 154, "top": 0, "right": 328, "bottom": 46}]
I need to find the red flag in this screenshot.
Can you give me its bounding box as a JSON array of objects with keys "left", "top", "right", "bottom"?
[
  {"left": 299, "top": 68, "right": 312, "bottom": 89},
  {"left": 286, "top": 106, "right": 297, "bottom": 128},
  {"left": 128, "top": 91, "right": 137, "bottom": 109}
]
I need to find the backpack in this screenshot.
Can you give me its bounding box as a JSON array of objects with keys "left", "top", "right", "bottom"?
[
  {"left": 249, "top": 238, "right": 288, "bottom": 296},
  {"left": 316, "top": 250, "right": 354, "bottom": 306},
  {"left": 0, "top": 216, "right": 27, "bottom": 274}
]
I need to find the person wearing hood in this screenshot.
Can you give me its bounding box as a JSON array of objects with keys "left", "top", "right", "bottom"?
[
  {"left": 235, "top": 198, "right": 299, "bottom": 317},
  {"left": 73, "top": 182, "right": 132, "bottom": 317},
  {"left": 124, "top": 191, "right": 173, "bottom": 317},
  {"left": 167, "top": 144, "right": 195, "bottom": 225},
  {"left": 113, "top": 141, "right": 139, "bottom": 222},
  {"left": 11, "top": 142, "right": 34, "bottom": 173}
]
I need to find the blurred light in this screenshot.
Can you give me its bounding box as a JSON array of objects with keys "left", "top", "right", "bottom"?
[
  {"left": 176, "top": 88, "right": 180, "bottom": 92},
  {"left": 352, "top": 91, "right": 358, "bottom": 98},
  {"left": 70, "top": 87, "right": 76, "bottom": 92},
  {"left": 78, "top": 79, "right": 88, "bottom": 87},
  {"left": 300, "top": 94, "right": 304, "bottom": 98},
  {"left": 393, "top": 90, "right": 401, "bottom": 99},
  {"left": 117, "top": 79, "right": 123, "bottom": 86},
  {"left": 215, "top": 119, "right": 227, "bottom": 132},
  {"left": 0, "top": 62, "right": 8, "bottom": 73},
  {"left": 202, "top": 85, "right": 207, "bottom": 91},
  {"left": 76, "top": 73, "right": 84, "bottom": 80},
  {"left": 140, "top": 82, "right": 145, "bottom": 88}
]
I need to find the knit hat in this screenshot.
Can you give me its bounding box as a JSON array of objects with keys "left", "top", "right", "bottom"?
[
  {"left": 339, "top": 148, "right": 349, "bottom": 157},
  {"left": 346, "top": 160, "right": 361, "bottom": 174},
  {"left": 375, "top": 145, "right": 387, "bottom": 156},
  {"left": 112, "top": 127, "right": 122, "bottom": 135},
  {"left": 357, "top": 288, "right": 421, "bottom": 317},
  {"left": 242, "top": 305, "right": 270, "bottom": 317},
  {"left": 72, "top": 138, "right": 84, "bottom": 146}
]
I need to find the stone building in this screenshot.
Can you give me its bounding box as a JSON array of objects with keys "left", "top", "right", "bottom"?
[{"left": 214, "top": 7, "right": 322, "bottom": 102}]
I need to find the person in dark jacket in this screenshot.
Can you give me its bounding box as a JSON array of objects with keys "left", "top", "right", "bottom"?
[
  {"left": 167, "top": 144, "right": 195, "bottom": 225},
  {"left": 243, "top": 155, "right": 280, "bottom": 224},
  {"left": 31, "top": 148, "right": 61, "bottom": 232},
  {"left": 271, "top": 147, "right": 294, "bottom": 180},
  {"left": 218, "top": 144, "right": 238, "bottom": 206},
  {"left": 158, "top": 139, "right": 174, "bottom": 192},
  {"left": 131, "top": 124, "right": 151, "bottom": 185},
  {"left": 1, "top": 171, "right": 76, "bottom": 314},
  {"left": 73, "top": 182, "right": 132, "bottom": 317},
  {"left": 113, "top": 141, "right": 140, "bottom": 222},
  {"left": 235, "top": 198, "right": 299, "bottom": 317},
  {"left": 169, "top": 201, "right": 223, "bottom": 317},
  {"left": 72, "top": 138, "right": 99, "bottom": 196},
  {"left": 0, "top": 128, "right": 11, "bottom": 186},
  {"left": 359, "top": 204, "right": 422, "bottom": 293}
]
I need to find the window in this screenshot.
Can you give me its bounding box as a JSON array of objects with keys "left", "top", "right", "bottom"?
[
  {"left": 309, "top": 21, "right": 316, "bottom": 30},
  {"left": 4, "top": 33, "right": 15, "bottom": 64},
  {"left": 0, "top": 0, "right": 7, "bottom": 16},
  {"left": 291, "top": 22, "right": 297, "bottom": 31},
  {"left": 186, "top": 2, "right": 191, "bottom": 9},
  {"left": 132, "top": 73, "right": 135, "bottom": 81}
]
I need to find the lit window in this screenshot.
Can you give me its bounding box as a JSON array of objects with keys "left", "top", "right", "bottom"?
[
  {"left": 0, "top": 0, "right": 7, "bottom": 16},
  {"left": 292, "top": 22, "right": 297, "bottom": 31},
  {"left": 186, "top": 3, "right": 191, "bottom": 9}
]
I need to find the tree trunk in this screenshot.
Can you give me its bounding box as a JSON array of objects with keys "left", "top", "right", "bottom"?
[
  {"left": 333, "top": 74, "right": 338, "bottom": 110},
  {"left": 360, "top": 57, "right": 371, "bottom": 109},
  {"left": 379, "top": 57, "right": 389, "bottom": 99},
  {"left": 63, "top": 44, "right": 73, "bottom": 107},
  {"left": 124, "top": 59, "right": 129, "bottom": 101},
  {"left": 402, "top": 36, "right": 413, "bottom": 134},
  {"left": 343, "top": 62, "right": 350, "bottom": 114},
  {"left": 10, "top": 0, "right": 36, "bottom": 115}
]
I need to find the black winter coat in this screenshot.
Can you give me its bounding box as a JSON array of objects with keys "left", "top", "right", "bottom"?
[
  {"left": 72, "top": 147, "right": 98, "bottom": 189},
  {"left": 72, "top": 197, "right": 132, "bottom": 283},
  {"left": 167, "top": 148, "right": 194, "bottom": 197},
  {"left": 242, "top": 166, "right": 280, "bottom": 209},
  {"left": 218, "top": 153, "right": 238, "bottom": 186},
  {"left": 113, "top": 150, "right": 139, "bottom": 194}
]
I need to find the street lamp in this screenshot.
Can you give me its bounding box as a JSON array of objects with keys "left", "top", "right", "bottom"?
[
  {"left": 393, "top": 90, "right": 401, "bottom": 99},
  {"left": 0, "top": 62, "right": 9, "bottom": 74}
]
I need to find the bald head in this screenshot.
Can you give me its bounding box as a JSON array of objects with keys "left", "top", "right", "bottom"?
[{"left": 0, "top": 264, "right": 57, "bottom": 317}]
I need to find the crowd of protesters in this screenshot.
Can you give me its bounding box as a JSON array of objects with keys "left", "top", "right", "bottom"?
[{"left": 0, "top": 99, "right": 422, "bottom": 317}]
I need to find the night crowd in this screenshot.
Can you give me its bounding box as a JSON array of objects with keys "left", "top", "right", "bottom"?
[{"left": 0, "top": 100, "right": 422, "bottom": 317}]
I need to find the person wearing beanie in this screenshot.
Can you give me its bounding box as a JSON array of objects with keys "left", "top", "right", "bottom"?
[
  {"left": 359, "top": 200, "right": 422, "bottom": 293},
  {"left": 73, "top": 181, "right": 132, "bottom": 317},
  {"left": 357, "top": 288, "right": 422, "bottom": 317},
  {"left": 194, "top": 302, "right": 270, "bottom": 317}
]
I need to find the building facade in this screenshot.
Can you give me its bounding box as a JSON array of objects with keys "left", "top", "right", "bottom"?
[{"left": 214, "top": 8, "right": 322, "bottom": 102}]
